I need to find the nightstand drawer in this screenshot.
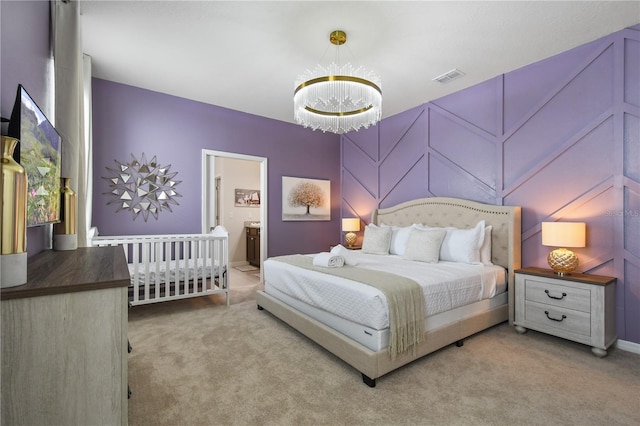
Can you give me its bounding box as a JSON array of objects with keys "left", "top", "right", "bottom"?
[
  {"left": 524, "top": 301, "right": 591, "bottom": 337},
  {"left": 524, "top": 279, "right": 590, "bottom": 313}
]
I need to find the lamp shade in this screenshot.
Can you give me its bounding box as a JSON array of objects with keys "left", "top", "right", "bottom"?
[
  {"left": 541, "top": 222, "right": 586, "bottom": 248},
  {"left": 342, "top": 218, "right": 360, "bottom": 232}
]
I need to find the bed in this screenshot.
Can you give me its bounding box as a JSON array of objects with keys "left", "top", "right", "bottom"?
[
  {"left": 256, "top": 197, "right": 521, "bottom": 387},
  {"left": 90, "top": 226, "right": 230, "bottom": 306}
]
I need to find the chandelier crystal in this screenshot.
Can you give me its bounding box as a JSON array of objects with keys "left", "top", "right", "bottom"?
[{"left": 294, "top": 30, "right": 382, "bottom": 134}]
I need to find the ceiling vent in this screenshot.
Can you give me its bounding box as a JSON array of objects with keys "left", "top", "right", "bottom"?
[{"left": 432, "top": 68, "right": 465, "bottom": 83}]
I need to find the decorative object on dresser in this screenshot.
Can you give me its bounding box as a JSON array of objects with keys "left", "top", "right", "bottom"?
[
  {"left": 53, "top": 177, "right": 78, "bottom": 251},
  {"left": 0, "top": 135, "right": 27, "bottom": 288},
  {"left": 541, "top": 222, "right": 586, "bottom": 275},
  {"left": 341, "top": 217, "right": 360, "bottom": 248},
  {"left": 514, "top": 267, "right": 616, "bottom": 357}
]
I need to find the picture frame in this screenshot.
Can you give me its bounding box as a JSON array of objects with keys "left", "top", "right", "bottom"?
[
  {"left": 282, "top": 176, "right": 330, "bottom": 221},
  {"left": 235, "top": 188, "right": 260, "bottom": 207}
]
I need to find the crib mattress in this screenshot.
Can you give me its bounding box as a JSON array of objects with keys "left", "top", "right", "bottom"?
[
  {"left": 264, "top": 252, "right": 506, "bottom": 331},
  {"left": 128, "top": 259, "right": 225, "bottom": 284}
]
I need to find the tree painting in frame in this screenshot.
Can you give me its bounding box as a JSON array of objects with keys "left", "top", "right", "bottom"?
[{"left": 282, "top": 176, "right": 330, "bottom": 221}]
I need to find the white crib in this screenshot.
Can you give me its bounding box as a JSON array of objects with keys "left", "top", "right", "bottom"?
[{"left": 90, "top": 226, "right": 229, "bottom": 306}]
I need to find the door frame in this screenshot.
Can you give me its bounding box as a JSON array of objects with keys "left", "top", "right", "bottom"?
[{"left": 201, "top": 149, "right": 268, "bottom": 270}]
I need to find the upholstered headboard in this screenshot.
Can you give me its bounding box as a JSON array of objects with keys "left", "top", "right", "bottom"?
[{"left": 371, "top": 197, "right": 522, "bottom": 323}]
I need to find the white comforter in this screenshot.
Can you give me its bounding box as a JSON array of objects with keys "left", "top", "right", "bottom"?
[{"left": 264, "top": 252, "right": 506, "bottom": 331}]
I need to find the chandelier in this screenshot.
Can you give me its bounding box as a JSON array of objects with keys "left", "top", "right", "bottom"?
[{"left": 294, "top": 30, "right": 382, "bottom": 134}]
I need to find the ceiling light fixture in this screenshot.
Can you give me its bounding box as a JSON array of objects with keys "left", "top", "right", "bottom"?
[{"left": 294, "top": 30, "right": 382, "bottom": 134}]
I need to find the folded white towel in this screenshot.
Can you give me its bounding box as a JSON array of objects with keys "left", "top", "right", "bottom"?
[
  {"left": 330, "top": 244, "right": 358, "bottom": 265},
  {"left": 312, "top": 252, "right": 345, "bottom": 268}
]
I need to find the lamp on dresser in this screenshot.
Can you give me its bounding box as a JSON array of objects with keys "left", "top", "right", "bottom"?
[
  {"left": 541, "top": 222, "right": 586, "bottom": 275},
  {"left": 341, "top": 218, "right": 360, "bottom": 248}
]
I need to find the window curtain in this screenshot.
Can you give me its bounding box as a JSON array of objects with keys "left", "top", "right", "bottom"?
[{"left": 52, "top": 0, "right": 92, "bottom": 246}]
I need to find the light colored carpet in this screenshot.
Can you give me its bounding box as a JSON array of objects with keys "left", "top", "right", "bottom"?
[{"left": 127, "top": 295, "right": 640, "bottom": 425}]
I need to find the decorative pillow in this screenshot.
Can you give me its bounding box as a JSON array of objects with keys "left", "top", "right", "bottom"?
[
  {"left": 330, "top": 244, "right": 359, "bottom": 265},
  {"left": 361, "top": 224, "right": 392, "bottom": 255},
  {"left": 439, "top": 220, "right": 486, "bottom": 264},
  {"left": 480, "top": 225, "right": 493, "bottom": 265},
  {"left": 381, "top": 223, "right": 412, "bottom": 256},
  {"left": 402, "top": 227, "right": 447, "bottom": 263}
]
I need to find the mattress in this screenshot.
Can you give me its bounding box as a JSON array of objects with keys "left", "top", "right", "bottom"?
[
  {"left": 264, "top": 251, "right": 506, "bottom": 332},
  {"left": 128, "top": 259, "right": 226, "bottom": 285}
]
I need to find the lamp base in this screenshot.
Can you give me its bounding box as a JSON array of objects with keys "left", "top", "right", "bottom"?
[
  {"left": 344, "top": 232, "right": 357, "bottom": 247},
  {"left": 547, "top": 248, "right": 579, "bottom": 275}
]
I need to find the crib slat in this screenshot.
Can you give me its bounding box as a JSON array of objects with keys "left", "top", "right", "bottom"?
[{"left": 132, "top": 243, "right": 140, "bottom": 304}]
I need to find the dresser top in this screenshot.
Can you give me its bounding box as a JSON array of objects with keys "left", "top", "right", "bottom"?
[{"left": 1, "top": 246, "right": 130, "bottom": 300}]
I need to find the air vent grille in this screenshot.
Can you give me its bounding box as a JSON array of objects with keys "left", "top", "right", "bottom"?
[{"left": 432, "top": 68, "right": 465, "bottom": 83}]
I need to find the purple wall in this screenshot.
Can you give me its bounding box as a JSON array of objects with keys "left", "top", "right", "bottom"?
[
  {"left": 1, "top": 0, "right": 51, "bottom": 257},
  {"left": 341, "top": 27, "right": 640, "bottom": 344},
  {"left": 91, "top": 79, "right": 341, "bottom": 256}
]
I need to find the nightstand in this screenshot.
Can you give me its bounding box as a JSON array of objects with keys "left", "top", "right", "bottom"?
[{"left": 514, "top": 267, "right": 616, "bottom": 357}]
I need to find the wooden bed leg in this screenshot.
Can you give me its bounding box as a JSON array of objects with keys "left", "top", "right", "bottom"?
[
  {"left": 257, "top": 305, "right": 264, "bottom": 310},
  {"left": 455, "top": 339, "right": 464, "bottom": 347},
  {"left": 362, "top": 374, "right": 376, "bottom": 388}
]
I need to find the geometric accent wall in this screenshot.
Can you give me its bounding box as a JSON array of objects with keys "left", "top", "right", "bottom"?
[{"left": 341, "top": 26, "right": 640, "bottom": 344}]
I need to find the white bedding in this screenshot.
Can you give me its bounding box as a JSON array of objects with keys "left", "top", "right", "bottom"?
[{"left": 264, "top": 251, "right": 506, "bottom": 331}]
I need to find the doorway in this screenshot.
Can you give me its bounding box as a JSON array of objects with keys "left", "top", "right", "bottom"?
[{"left": 201, "top": 150, "right": 267, "bottom": 279}]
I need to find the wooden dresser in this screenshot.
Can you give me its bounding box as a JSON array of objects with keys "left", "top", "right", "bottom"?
[{"left": 1, "top": 246, "right": 130, "bottom": 425}]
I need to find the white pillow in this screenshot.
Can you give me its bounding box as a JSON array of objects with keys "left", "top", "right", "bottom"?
[
  {"left": 439, "top": 220, "right": 486, "bottom": 264},
  {"left": 402, "top": 227, "right": 447, "bottom": 263},
  {"left": 330, "top": 244, "right": 358, "bottom": 265},
  {"left": 381, "top": 223, "right": 412, "bottom": 256},
  {"left": 480, "top": 225, "right": 493, "bottom": 265},
  {"left": 361, "top": 224, "right": 392, "bottom": 255}
]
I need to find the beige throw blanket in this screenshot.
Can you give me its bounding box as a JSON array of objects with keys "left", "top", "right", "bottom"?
[{"left": 271, "top": 254, "right": 425, "bottom": 358}]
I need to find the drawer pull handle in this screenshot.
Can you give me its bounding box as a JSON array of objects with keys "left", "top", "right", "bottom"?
[
  {"left": 545, "top": 289, "right": 567, "bottom": 300},
  {"left": 544, "top": 311, "right": 567, "bottom": 322}
]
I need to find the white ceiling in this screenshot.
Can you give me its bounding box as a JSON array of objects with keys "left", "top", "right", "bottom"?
[{"left": 80, "top": 1, "right": 640, "bottom": 128}]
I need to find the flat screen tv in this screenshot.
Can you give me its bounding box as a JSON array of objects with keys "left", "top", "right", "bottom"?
[{"left": 7, "top": 84, "right": 62, "bottom": 227}]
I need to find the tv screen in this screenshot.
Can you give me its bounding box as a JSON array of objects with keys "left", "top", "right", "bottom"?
[{"left": 7, "top": 84, "right": 62, "bottom": 227}]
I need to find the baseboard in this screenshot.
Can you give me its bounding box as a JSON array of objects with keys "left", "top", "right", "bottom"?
[{"left": 615, "top": 339, "right": 640, "bottom": 355}]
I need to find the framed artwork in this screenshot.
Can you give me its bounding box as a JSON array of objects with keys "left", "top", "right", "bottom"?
[
  {"left": 282, "top": 176, "right": 330, "bottom": 221},
  {"left": 235, "top": 189, "right": 260, "bottom": 207}
]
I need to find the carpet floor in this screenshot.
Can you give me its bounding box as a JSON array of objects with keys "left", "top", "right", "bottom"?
[{"left": 127, "top": 294, "right": 640, "bottom": 426}]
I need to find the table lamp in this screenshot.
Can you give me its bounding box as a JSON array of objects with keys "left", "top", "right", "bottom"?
[
  {"left": 541, "top": 222, "right": 586, "bottom": 275},
  {"left": 342, "top": 218, "right": 360, "bottom": 247}
]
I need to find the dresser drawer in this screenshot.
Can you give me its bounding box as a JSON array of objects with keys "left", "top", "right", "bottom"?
[
  {"left": 524, "top": 301, "right": 591, "bottom": 337},
  {"left": 524, "top": 279, "right": 590, "bottom": 313}
]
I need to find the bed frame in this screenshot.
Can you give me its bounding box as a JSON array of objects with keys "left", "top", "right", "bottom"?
[
  {"left": 256, "top": 197, "right": 521, "bottom": 387},
  {"left": 90, "top": 226, "right": 230, "bottom": 306}
]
